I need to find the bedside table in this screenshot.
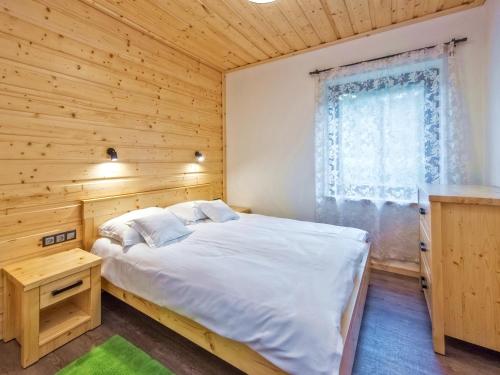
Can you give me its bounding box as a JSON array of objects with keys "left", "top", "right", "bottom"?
[
  {"left": 2, "top": 248, "right": 102, "bottom": 368},
  {"left": 230, "top": 205, "right": 252, "bottom": 214}
]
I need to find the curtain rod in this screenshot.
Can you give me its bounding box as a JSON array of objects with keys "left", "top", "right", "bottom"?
[{"left": 309, "top": 37, "right": 467, "bottom": 76}]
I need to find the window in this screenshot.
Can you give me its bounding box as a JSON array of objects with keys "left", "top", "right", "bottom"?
[
  {"left": 324, "top": 65, "right": 441, "bottom": 202},
  {"left": 315, "top": 44, "right": 472, "bottom": 263}
]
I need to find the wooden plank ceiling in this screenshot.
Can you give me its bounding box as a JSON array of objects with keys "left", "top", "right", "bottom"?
[{"left": 82, "top": 0, "right": 486, "bottom": 71}]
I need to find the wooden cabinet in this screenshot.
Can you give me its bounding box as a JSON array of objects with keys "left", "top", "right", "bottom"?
[
  {"left": 2, "top": 249, "right": 101, "bottom": 367},
  {"left": 418, "top": 184, "right": 500, "bottom": 355}
]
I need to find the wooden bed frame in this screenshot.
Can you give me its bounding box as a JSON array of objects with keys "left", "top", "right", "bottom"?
[{"left": 81, "top": 184, "right": 371, "bottom": 375}]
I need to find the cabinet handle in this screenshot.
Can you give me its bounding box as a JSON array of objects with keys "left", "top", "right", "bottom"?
[
  {"left": 419, "top": 241, "right": 427, "bottom": 252},
  {"left": 421, "top": 276, "right": 428, "bottom": 289},
  {"left": 419, "top": 207, "right": 426, "bottom": 215},
  {"left": 51, "top": 280, "right": 83, "bottom": 296}
]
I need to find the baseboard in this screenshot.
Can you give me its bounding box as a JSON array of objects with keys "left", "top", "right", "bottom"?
[{"left": 370, "top": 259, "right": 420, "bottom": 278}]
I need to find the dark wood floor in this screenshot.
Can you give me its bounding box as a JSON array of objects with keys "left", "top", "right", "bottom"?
[{"left": 1, "top": 270, "right": 499, "bottom": 374}]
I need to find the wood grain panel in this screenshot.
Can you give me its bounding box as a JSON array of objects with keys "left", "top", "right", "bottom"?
[
  {"left": 253, "top": 2, "right": 308, "bottom": 52},
  {"left": 62, "top": 0, "right": 484, "bottom": 71},
  {"left": 200, "top": 0, "right": 281, "bottom": 58},
  {"left": 0, "top": 202, "right": 80, "bottom": 236},
  {"left": 2, "top": 0, "right": 221, "bottom": 83},
  {"left": 419, "top": 185, "right": 500, "bottom": 354},
  {"left": 368, "top": 0, "right": 393, "bottom": 28},
  {"left": 0, "top": 0, "right": 223, "bottom": 340},
  {"left": 442, "top": 203, "right": 500, "bottom": 351},
  {"left": 345, "top": 0, "right": 373, "bottom": 34},
  {"left": 295, "top": 0, "right": 338, "bottom": 43},
  {"left": 324, "top": 0, "right": 355, "bottom": 38},
  {"left": 222, "top": 0, "right": 293, "bottom": 55},
  {"left": 393, "top": 0, "right": 417, "bottom": 22},
  {"left": 277, "top": 0, "right": 322, "bottom": 47},
  {"left": 82, "top": 0, "right": 242, "bottom": 69}
]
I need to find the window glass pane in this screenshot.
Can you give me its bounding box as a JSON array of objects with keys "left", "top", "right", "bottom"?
[{"left": 329, "top": 82, "right": 426, "bottom": 202}]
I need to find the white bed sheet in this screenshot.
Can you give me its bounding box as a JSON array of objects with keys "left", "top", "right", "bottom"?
[{"left": 92, "top": 213, "right": 369, "bottom": 375}]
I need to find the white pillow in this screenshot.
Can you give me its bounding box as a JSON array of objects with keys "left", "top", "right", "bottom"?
[
  {"left": 98, "top": 207, "right": 163, "bottom": 247},
  {"left": 166, "top": 201, "right": 207, "bottom": 224},
  {"left": 198, "top": 200, "right": 239, "bottom": 223},
  {"left": 129, "top": 211, "right": 193, "bottom": 248}
]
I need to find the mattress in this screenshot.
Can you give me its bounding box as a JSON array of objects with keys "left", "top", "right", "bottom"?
[{"left": 92, "top": 213, "right": 370, "bottom": 375}]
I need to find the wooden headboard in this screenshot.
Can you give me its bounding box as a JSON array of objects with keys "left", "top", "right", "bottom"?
[{"left": 81, "top": 184, "right": 213, "bottom": 250}]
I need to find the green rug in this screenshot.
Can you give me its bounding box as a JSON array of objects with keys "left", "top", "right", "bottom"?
[{"left": 56, "top": 335, "right": 174, "bottom": 375}]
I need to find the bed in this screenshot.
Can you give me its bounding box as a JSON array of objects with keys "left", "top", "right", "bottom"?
[{"left": 82, "top": 184, "right": 371, "bottom": 375}]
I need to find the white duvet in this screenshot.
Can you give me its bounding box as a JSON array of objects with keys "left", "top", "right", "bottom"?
[{"left": 92, "top": 213, "right": 369, "bottom": 375}]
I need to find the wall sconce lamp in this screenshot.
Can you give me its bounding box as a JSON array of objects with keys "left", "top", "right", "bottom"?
[
  {"left": 194, "top": 151, "right": 205, "bottom": 163},
  {"left": 107, "top": 147, "right": 118, "bottom": 161}
]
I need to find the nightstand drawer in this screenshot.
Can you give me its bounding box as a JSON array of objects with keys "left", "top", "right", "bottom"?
[{"left": 40, "top": 270, "right": 90, "bottom": 309}]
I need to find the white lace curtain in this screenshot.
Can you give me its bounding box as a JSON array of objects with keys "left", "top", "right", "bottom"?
[{"left": 314, "top": 43, "right": 474, "bottom": 263}]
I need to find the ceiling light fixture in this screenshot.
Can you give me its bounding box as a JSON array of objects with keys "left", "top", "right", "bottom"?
[{"left": 248, "top": 0, "right": 275, "bottom": 3}]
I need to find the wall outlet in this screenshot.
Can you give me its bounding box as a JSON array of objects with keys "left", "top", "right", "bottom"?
[
  {"left": 55, "top": 233, "right": 66, "bottom": 243},
  {"left": 42, "top": 235, "right": 55, "bottom": 247},
  {"left": 42, "top": 229, "right": 77, "bottom": 247},
  {"left": 66, "top": 230, "right": 76, "bottom": 241}
]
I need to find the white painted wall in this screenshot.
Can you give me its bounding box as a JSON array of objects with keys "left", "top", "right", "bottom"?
[
  {"left": 486, "top": 0, "right": 500, "bottom": 186},
  {"left": 227, "top": 6, "right": 490, "bottom": 221}
]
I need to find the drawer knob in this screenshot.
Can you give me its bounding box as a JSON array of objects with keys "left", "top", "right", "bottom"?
[
  {"left": 421, "top": 276, "right": 428, "bottom": 289},
  {"left": 419, "top": 241, "right": 427, "bottom": 252},
  {"left": 51, "top": 280, "right": 83, "bottom": 296},
  {"left": 419, "top": 207, "right": 426, "bottom": 215}
]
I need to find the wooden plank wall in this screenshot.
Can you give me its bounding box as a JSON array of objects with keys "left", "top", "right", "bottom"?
[{"left": 0, "top": 0, "right": 223, "bottom": 338}]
